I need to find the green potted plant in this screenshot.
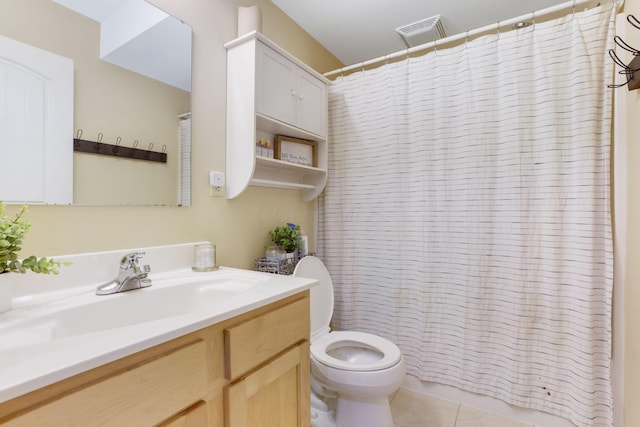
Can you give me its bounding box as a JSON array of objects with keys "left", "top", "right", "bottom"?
[
  {"left": 0, "top": 203, "right": 68, "bottom": 313},
  {"left": 268, "top": 224, "right": 301, "bottom": 255}
]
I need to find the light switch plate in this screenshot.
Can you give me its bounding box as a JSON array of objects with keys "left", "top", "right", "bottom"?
[{"left": 209, "top": 171, "right": 225, "bottom": 186}]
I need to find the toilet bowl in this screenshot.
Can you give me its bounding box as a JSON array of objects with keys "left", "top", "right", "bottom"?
[{"left": 294, "top": 256, "right": 406, "bottom": 427}]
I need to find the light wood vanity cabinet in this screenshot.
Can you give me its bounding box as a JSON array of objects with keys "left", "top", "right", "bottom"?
[{"left": 0, "top": 291, "right": 311, "bottom": 427}]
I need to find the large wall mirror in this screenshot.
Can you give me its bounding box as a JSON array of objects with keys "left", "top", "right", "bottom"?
[{"left": 0, "top": 0, "right": 192, "bottom": 206}]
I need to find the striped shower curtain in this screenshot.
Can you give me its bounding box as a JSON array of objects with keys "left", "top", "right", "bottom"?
[{"left": 318, "top": 5, "right": 616, "bottom": 426}]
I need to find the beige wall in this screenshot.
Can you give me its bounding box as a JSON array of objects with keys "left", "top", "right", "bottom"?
[{"left": 3, "top": 0, "right": 341, "bottom": 270}]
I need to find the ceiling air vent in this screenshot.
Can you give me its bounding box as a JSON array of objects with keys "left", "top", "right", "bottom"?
[{"left": 396, "top": 15, "right": 446, "bottom": 48}]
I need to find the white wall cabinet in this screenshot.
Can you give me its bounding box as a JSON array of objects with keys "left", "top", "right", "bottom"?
[{"left": 225, "top": 32, "right": 328, "bottom": 201}]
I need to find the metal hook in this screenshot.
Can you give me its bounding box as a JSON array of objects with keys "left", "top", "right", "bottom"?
[
  {"left": 76, "top": 129, "right": 83, "bottom": 139},
  {"left": 133, "top": 139, "right": 139, "bottom": 149},
  {"left": 162, "top": 144, "right": 167, "bottom": 153},
  {"left": 148, "top": 142, "right": 154, "bottom": 151},
  {"left": 628, "top": 14, "right": 640, "bottom": 30},
  {"left": 614, "top": 35, "right": 640, "bottom": 56},
  {"left": 112, "top": 136, "right": 121, "bottom": 154},
  {"left": 609, "top": 49, "right": 630, "bottom": 69},
  {"left": 97, "top": 133, "right": 103, "bottom": 143},
  {"left": 608, "top": 68, "right": 636, "bottom": 88},
  {"left": 608, "top": 49, "right": 640, "bottom": 88}
]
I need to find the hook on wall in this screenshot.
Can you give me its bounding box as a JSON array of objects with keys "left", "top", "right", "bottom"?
[{"left": 609, "top": 14, "right": 640, "bottom": 90}]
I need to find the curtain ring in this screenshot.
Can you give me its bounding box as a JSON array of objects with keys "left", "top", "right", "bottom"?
[{"left": 532, "top": 11, "right": 536, "bottom": 28}]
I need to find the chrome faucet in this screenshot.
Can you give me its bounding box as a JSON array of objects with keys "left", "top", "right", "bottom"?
[{"left": 96, "top": 251, "right": 152, "bottom": 295}]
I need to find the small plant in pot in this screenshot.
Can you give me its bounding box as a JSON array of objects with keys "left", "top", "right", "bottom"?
[
  {"left": 269, "top": 224, "right": 301, "bottom": 257},
  {"left": 0, "top": 203, "right": 67, "bottom": 275},
  {"left": 0, "top": 203, "right": 69, "bottom": 312}
]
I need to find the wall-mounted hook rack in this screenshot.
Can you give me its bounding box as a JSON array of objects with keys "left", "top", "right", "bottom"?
[
  {"left": 609, "top": 15, "right": 640, "bottom": 90},
  {"left": 73, "top": 130, "right": 167, "bottom": 163}
]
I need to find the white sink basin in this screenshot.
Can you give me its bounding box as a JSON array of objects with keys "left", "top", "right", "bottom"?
[{"left": 0, "top": 271, "right": 264, "bottom": 351}]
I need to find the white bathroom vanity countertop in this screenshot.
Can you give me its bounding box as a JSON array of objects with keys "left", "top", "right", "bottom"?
[{"left": 0, "top": 244, "right": 317, "bottom": 404}]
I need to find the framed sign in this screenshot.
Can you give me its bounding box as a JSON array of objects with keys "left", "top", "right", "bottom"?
[{"left": 274, "top": 135, "right": 317, "bottom": 167}]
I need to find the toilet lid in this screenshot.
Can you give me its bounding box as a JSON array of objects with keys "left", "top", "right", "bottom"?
[
  {"left": 311, "top": 331, "right": 402, "bottom": 371},
  {"left": 293, "top": 256, "right": 334, "bottom": 338}
]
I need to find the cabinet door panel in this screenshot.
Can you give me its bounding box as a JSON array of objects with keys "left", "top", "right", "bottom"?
[
  {"left": 225, "top": 342, "right": 310, "bottom": 427},
  {"left": 296, "top": 72, "right": 326, "bottom": 137},
  {"left": 257, "top": 44, "right": 296, "bottom": 126},
  {"left": 4, "top": 340, "right": 208, "bottom": 427}
]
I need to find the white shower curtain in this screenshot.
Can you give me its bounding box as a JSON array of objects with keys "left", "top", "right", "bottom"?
[{"left": 319, "top": 5, "right": 616, "bottom": 427}]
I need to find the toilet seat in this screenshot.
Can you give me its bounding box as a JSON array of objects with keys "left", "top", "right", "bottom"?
[
  {"left": 293, "top": 256, "right": 402, "bottom": 372},
  {"left": 312, "top": 330, "right": 401, "bottom": 371}
]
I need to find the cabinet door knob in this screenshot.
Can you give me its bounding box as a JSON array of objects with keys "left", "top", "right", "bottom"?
[{"left": 291, "top": 89, "right": 296, "bottom": 96}]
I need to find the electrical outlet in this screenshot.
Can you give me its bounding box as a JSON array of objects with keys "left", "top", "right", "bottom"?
[{"left": 210, "top": 185, "right": 224, "bottom": 198}]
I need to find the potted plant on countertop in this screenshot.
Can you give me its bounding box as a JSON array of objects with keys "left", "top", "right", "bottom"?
[
  {"left": 0, "top": 202, "right": 68, "bottom": 313},
  {"left": 269, "top": 224, "right": 301, "bottom": 262}
]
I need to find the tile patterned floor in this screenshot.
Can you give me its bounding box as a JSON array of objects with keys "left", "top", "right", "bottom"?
[{"left": 390, "top": 388, "right": 533, "bottom": 427}]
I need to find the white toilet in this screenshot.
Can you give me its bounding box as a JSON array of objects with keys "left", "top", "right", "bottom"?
[{"left": 294, "top": 256, "right": 406, "bottom": 427}]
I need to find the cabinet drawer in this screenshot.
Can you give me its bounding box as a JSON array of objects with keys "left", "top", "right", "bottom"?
[
  {"left": 224, "top": 296, "right": 309, "bottom": 380},
  {"left": 4, "top": 340, "right": 208, "bottom": 427}
]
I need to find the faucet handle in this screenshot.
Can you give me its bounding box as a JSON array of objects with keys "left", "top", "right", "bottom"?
[{"left": 120, "top": 251, "right": 146, "bottom": 270}]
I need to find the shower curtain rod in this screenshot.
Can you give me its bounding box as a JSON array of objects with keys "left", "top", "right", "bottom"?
[{"left": 323, "top": 0, "right": 621, "bottom": 77}]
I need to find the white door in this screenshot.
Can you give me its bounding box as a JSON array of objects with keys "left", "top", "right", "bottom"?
[{"left": 0, "top": 35, "right": 73, "bottom": 204}]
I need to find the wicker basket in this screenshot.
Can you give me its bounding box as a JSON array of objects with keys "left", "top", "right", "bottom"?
[{"left": 254, "top": 257, "right": 298, "bottom": 275}]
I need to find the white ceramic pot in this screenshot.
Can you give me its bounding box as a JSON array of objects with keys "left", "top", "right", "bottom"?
[{"left": 0, "top": 273, "right": 12, "bottom": 314}]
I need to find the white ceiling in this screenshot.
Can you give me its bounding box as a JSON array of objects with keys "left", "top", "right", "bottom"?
[{"left": 271, "top": 0, "right": 571, "bottom": 65}]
